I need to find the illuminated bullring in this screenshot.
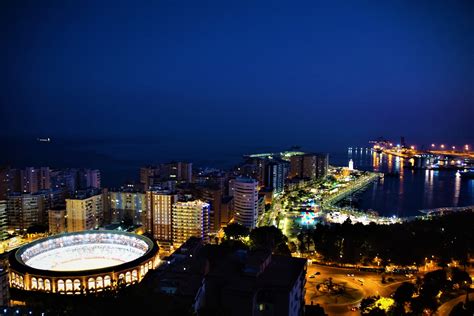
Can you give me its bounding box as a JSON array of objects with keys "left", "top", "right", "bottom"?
[{"left": 9, "top": 231, "right": 159, "bottom": 294}]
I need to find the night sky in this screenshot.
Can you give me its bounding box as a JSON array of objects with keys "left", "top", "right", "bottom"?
[{"left": 1, "top": 0, "right": 473, "bottom": 152}]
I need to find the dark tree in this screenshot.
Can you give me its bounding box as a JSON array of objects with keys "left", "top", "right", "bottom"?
[
  {"left": 274, "top": 242, "right": 292, "bottom": 256},
  {"left": 391, "top": 282, "right": 416, "bottom": 315},
  {"left": 360, "top": 296, "right": 379, "bottom": 314},
  {"left": 450, "top": 268, "right": 472, "bottom": 288},
  {"left": 421, "top": 269, "right": 448, "bottom": 298},
  {"left": 223, "top": 223, "right": 249, "bottom": 239},
  {"left": 26, "top": 224, "right": 48, "bottom": 234},
  {"left": 310, "top": 211, "right": 474, "bottom": 267},
  {"left": 121, "top": 213, "right": 134, "bottom": 227},
  {"left": 305, "top": 303, "right": 328, "bottom": 316},
  {"left": 249, "top": 226, "right": 288, "bottom": 254},
  {"left": 449, "top": 300, "right": 474, "bottom": 316},
  {"left": 393, "top": 282, "right": 416, "bottom": 305}
]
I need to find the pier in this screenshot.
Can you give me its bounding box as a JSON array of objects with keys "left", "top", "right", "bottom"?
[
  {"left": 321, "top": 172, "right": 381, "bottom": 207},
  {"left": 419, "top": 205, "right": 474, "bottom": 216}
]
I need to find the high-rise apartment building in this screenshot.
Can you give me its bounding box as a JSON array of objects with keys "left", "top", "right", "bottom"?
[
  {"left": 220, "top": 196, "right": 234, "bottom": 227},
  {"left": 50, "top": 168, "right": 101, "bottom": 193},
  {"left": 265, "top": 161, "right": 285, "bottom": 194},
  {"left": 163, "top": 162, "right": 192, "bottom": 183},
  {"left": 109, "top": 191, "right": 146, "bottom": 225},
  {"left": 140, "top": 167, "right": 156, "bottom": 190},
  {"left": 289, "top": 156, "right": 304, "bottom": 178},
  {"left": 7, "top": 193, "right": 46, "bottom": 233},
  {"left": 233, "top": 178, "right": 258, "bottom": 229},
  {"left": 140, "top": 162, "right": 192, "bottom": 190},
  {"left": 48, "top": 207, "right": 67, "bottom": 234},
  {"left": 146, "top": 190, "right": 178, "bottom": 241},
  {"left": 50, "top": 169, "right": 78, "bottom": 193},
  {"left": 195, "top": 186, "right": 223, "bottom": 233},
  {"left": 20, "top": 167, "right": 51, "bottom": 193},
  {"left": 0, "top": 167, "right": 20, "bottom": 199},
  {"left": 172, "top": 200, "right": 209, "bottom": 246},
  {"left": 290, "top": 153, "right": 328, "bottom": 180},
  {"left": 78, "top": 169, "right": 101, "bottom": 189},
  {"left": 0, "top": 201, "right": 7, "bottom": 240},
  {"left": 0, "top": 266, "right": 9, "bottom": 306},
  {"left": 204, "top": 251, "right": 307, "bottom": 316},
  {"left": 66, "top": 191, "right": 103, "bottom": 232}
]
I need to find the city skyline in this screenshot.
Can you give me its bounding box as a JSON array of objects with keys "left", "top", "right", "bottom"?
[{"left": 0, "top": 2, "right": 473, "bottom": 315}]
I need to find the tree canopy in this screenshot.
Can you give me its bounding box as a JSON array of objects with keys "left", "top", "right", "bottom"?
[{"left": 223, "top": 223, "right": 249, "bottom": 240}]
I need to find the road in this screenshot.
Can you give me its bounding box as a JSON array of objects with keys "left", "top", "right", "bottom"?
[
  {"left": 305, "top": 263, "right": 414, "bottom": 316},
  {"left": 436, "top": 292, "right": 474, "bottom": 316}
]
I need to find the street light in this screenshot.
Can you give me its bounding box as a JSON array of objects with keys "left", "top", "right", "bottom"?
[
  {"left": 440, "top": 144, "right": 445, "bottom": 149},
  {"left": 431, "top": 143, "right": 435, "bottom": 148}
]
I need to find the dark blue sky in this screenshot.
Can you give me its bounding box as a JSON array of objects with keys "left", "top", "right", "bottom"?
[{"left": 1, "top": 0, "right": 473, "bottom": 152}]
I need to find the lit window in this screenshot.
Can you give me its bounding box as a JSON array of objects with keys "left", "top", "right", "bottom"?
[
  {"left": 45, "top": 279, "right": 51, "bottom": 291},
  {"left": 104, "top": 276, "right": 111, "bottom": 287},
  {"left": 96, "top": 277, "right": 103, "bottom": 288},
  {"left": 57, "top": 280, "right": 65, "bottom": 292},
  {"left": 31, "top": 277, "right": 37, "bottom": 290},
  {"left": 88, "top": 278, "right": 95, "bottom": 290},
  {"left": 74, "top": 279, "right": 81, "bottom": 292},
  {"left": 66, "top": 279, "right": 73, "bottom": 292}
]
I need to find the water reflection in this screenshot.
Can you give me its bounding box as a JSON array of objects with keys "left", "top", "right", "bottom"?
[
  {"left": 453, "top": 172, "right": 461, "bottom": 206},
  {"left": 345, "top": 150, "right": 474, "bottom": 217},
  {"left": 424, "top": 170, "right": 434, "bottom": 205},
  {"left": 387, "top": 154, "right": 393, "bottom": 172},
  {"left": 372, "top": 152, "right": 380, "bottom": 172}
]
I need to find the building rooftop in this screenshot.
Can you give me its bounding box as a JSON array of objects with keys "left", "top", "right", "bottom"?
[
  {"left": 143, "top": 237, "right": 206, "bottom": 305},
  {"left": 207, "top": 249, "right": 307, "bottom": 292},
  {"left": 69, "top": 188, "right": 101, "bottom": 199},
  {"left": 235, "top": 177, "right": 257, "bottom": 184}
]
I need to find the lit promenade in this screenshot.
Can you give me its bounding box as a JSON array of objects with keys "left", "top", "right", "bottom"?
[
  {"left": 321, "top": 172, "right": 381, "bottom": 207},
  {"left": 381, "top": 148, "right": 474, "bottom": 159},
  {"left": 382, "top": 148, "right": 414, "bottom": 158},
  {"left": 428, "top": 150, "right": 474, "bottom": 159}
]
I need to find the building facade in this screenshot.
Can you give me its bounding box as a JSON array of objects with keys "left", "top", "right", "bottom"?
[
  {"left": 66, "top": 192, "right": 103, "bottom": 232},
  {"left": 48, "top": 207, "right": 67, "bottom": 234},
  {"left": 7, "top": 193, "right": 46, "bottom": 233},
  {"left": 78, "top": 169, "right": 101, "bottom": 189},
  {"left": 204, "top": 251, "right": 307, "bottom": 316},
  {"left": 233, "top": 178, "right": 258, "bottom": 229},
  {"left": 140, "top": 162, "right": 192, "bottom": 190},
  {"left": 220, "top": 196, "right": 234, "bottom": 228},
  {"left": 265, "top": 161, "right": 285, "bottom": 194},
  {"left": 195, "top": 186, "right": 223, "bottom": 233},
  {"left": 20, "top": 167, "right": 51, "bottom": 194},
  {"left": 0, "top": 201, "right": 7, "bottom": 240},
  {"left": 146, "top": 190, "right": 178, "bottom": 241},
  {"left": 109, "top": 191, "right": 146, "bottom": 225},
  {"left": 290, "top": 153, "right": 328, "bottom": 180},
  {"left": 172, "top": 200, "right": 209, "bottom": 246},
  {"left": 0, "top": 266, "right": 9, "bottom": 306}
]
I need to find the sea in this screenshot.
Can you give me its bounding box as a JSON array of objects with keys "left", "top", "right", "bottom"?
[
  {"left": 331, "top": 149, "right": 474, "bottom": 218},
  {"left": 1, "top": 139, "right": 473, "bottom": 218}
]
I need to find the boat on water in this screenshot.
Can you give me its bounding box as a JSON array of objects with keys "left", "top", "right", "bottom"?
[
  {"left": 460, "top": 169, "right": 474, "bottom": 179},
  {"left": 37, "top": 137, "right": 51, "bottom": 143}
]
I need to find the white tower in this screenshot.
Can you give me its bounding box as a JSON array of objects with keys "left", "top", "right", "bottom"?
[{"left": 348, "top": 159, "right": 354, "bottom": 171}]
